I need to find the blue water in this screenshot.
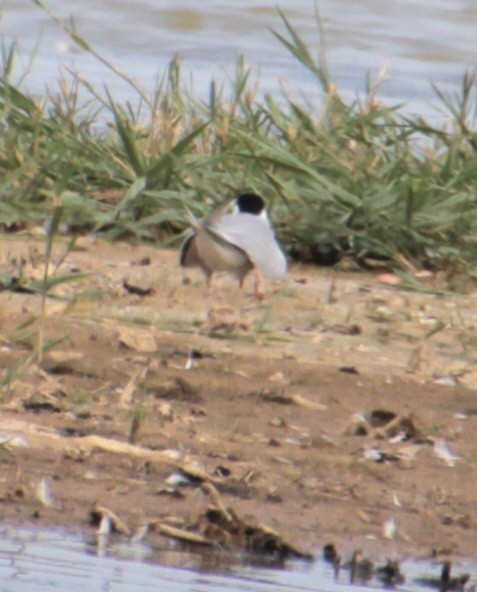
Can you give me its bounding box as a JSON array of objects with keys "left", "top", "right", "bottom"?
[
  {"left": 1, "top": 526, "right": 476, "bottom": 592},
  {"left": 0, "top": 0, "right": 476, "bottom": 116}
]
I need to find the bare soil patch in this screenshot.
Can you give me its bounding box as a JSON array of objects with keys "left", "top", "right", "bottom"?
[{"left": 1, "top": 234, "right": 477, "bottom": 560}]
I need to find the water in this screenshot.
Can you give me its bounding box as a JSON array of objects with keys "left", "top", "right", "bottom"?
[
  {"left": 1, "top": 1, "right": 477, "bottom": 116},
  {"left": 1, "top": 526, "right": 476, "bottom": 592}
]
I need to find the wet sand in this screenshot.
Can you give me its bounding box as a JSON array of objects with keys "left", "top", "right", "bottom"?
[{"left": 1, "top": 235, "right": 476, "bottom": 560}]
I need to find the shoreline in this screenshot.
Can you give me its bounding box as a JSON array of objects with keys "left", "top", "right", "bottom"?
[{"left": 0, "top": 238, "right": 476, "bottom": 562}]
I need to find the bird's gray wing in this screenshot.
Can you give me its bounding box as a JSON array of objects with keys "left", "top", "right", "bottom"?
[{"left": 209, "top": 214, "right": 287, "bottom": 280}]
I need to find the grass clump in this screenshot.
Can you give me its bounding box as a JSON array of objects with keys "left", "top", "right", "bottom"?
[{"left": 2, "top": 5, "right": 477, "bottom": 277}]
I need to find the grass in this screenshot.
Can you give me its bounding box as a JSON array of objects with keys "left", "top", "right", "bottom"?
[{"left": 1, "top": 5, "right": 477, "bottom": 278}]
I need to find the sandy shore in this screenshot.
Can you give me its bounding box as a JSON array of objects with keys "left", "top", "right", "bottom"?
[{"left": 0, "top": 235, "right": 476, "bottom": 560}]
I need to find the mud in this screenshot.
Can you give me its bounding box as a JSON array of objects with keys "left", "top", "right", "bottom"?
[{"left": 0, "top": 233, "right": 477, "bottom": 561}]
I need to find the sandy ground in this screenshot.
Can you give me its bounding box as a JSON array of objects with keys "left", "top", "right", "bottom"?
[{"left": 0, "top": 233, "right": 477, "bottom": 563}]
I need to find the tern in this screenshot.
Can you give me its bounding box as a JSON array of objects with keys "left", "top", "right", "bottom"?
[{"left": 180, "top": 193, "right": 286, "bottom": 289}]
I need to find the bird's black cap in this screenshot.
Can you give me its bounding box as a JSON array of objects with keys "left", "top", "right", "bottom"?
[{"left": 236, "top": 193, "right": 265, "bottom": 215}]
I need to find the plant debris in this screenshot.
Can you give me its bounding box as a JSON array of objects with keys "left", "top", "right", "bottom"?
[
  {"left": 258, "top": 390, "right": 327, "bottom": 410},
  {"left": 90, "top": 502, "right": 131, "bottom": 535},
  {"left": 158, "top": 483, "right": 312, "bottom": 560},
  {"left": 1, "top": 238, "right": 477, "bottom": 559}
]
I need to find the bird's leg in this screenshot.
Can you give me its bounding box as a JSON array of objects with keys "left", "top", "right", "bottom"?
[
  {"left": 253, "top": 270, "right": 265, "bottom": 301},
  {"left": 204, "top": 267, "right": 214, "bottom": 290},
  {"left": 238, "top": 270, "right": 266, "bottom": 301},
  {"left": 245, "top": 270, "right": 265, "bottom": 300}
]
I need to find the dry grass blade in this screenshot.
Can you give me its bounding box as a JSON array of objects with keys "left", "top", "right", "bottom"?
[
  {"left": 90, "top": 502, "right": 130, "bottom": 535},
  {"left": 154, "top": 523, "right": 213, "bottom": 546},
  {"left": 37, "top": 206, "right": 64, "bottom": 365}
]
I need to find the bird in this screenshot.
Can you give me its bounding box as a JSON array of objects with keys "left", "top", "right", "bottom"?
[{"left": 180, "top": 193, "right": 286, "bottom": 291}]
